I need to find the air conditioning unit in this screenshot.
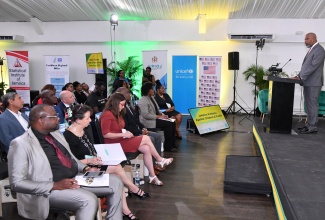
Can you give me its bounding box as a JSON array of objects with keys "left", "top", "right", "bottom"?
[
  {"left": 228, "top": 34, "right": 274, "bottom": 42},
  {"left": 0, "top": 35, "right": 24, "bottom": 42}
]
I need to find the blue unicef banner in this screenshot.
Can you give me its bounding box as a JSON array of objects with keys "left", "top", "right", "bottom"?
[{"left": 172, "top": 56, "right": 197, "bottom": 114}]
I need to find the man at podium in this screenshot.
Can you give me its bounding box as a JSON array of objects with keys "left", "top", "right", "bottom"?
[{"left": 294, "top": 32, "right": 325, "bottom": 134}]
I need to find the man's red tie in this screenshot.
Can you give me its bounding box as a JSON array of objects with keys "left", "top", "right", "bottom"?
[{"left": 45, "top": 135, "right": 72, "bottom": 168}]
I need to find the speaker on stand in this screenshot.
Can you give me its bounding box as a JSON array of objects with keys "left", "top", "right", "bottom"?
[
  {"left": 95, "top": 58, "right": 108, "bottom": 98},
  {"left": 225, "top": 52, "right": 249, "bottom": 117}
]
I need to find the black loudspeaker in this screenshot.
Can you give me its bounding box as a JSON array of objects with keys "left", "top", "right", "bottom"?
[
  {"left": 228, "top": 52, "right": 239, "bottom": 70},
  {"left": 95, "top": 58, "right": 108, "bottom": 98}
]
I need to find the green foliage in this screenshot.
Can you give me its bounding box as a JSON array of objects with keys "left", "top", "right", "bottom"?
[
  {"left": 242, "top": 64, "right": 288, "bottom": 95},
  {"left": 106, "top": 56, "right": 143, "bottom": 97},
  {"left": 0, "top": 81, "right": 8, "bottom": 91}
]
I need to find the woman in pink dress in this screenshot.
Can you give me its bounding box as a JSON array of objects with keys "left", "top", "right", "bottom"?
[{"left": 100, "top": 93, "right": 173, "bottom": 186}]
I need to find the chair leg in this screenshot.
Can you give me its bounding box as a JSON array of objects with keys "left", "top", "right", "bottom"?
[{"left": 261, "top": 113, "right": 265, "bottom": 123}]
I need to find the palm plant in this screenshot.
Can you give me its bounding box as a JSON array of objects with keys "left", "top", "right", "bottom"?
[
  {"left": 106, "top": 56, "right": 143, "bottom": 97},
  {"left": 242, "top": 64, "right": 288, "bottom": 95}
]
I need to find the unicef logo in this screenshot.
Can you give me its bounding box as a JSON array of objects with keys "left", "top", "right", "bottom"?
[{"left": 188, "top": 69, "right": 194, "bottom": 74}]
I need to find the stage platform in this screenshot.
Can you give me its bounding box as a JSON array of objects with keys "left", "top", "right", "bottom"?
[{"left": 253, "top": 116, "right": 325, "bottom": 220}]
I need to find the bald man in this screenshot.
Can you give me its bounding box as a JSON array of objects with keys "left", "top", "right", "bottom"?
[
  {"left": 57, "top": 90, "right": 76, "bottom": 124},
  {"left": 8, "top": 104, "right": 123, "bottom": 220},
  {"left": 295, "top": 33, "right": 325, "bottom": 134}
]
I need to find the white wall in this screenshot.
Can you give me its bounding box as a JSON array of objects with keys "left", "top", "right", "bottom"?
[{"left": 0, "top": 19, "right": 324, "bottom": 112}]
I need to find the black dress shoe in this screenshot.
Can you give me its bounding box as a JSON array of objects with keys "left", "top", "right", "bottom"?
[
  {"left": 299, "top": 128, "right": 317, "bottom": 134},
  {"left": 165, "top": 147, "right": 178, "bottom": 152},
  {"left": 298, "top": 125, "right": 308, "bottom": 131}
]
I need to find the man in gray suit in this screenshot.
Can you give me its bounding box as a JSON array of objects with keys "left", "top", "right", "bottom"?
[
  {"left": 296, "top": 32, "right": 325, "bottom": 134},
  {"left": 8, "top": 104, "right": 123, "bottom": 220},
  {"left": 0, "top": 92, "right": 29, "bottom": 153}
]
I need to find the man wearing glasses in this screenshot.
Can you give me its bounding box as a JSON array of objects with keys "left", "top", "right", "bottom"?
[
  {"left": 0, "top": 92, "right": 28, "bottom": 153},
  {"left": 8, "top": 104, "right": 123, "bottom": 220}
]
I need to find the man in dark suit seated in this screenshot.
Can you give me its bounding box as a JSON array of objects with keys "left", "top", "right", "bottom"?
[
  {"left": 0, "top": 92, "right": 29, "bottom": 153},
  {"left": 116, "top": 87, "right": 164, "bottom": 173},
  {"left": 57, "top": 90, "right": 76, "bottom": 124},
  {"left": 8, "top": 104, "right": 123, "bottom": 220}
]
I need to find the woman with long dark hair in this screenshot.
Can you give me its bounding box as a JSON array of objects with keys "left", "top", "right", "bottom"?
[{"left": 100, "top": 93, "right": 173, "bottom": 186}]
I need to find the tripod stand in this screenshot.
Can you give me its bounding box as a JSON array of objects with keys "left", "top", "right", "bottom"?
[{"left": 226, "top": 69, "right": 249, "bottom": 117}]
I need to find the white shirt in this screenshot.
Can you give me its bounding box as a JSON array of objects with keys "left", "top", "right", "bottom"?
[{"left": 7, "top": 109, "right": 29, "bottom": 131}]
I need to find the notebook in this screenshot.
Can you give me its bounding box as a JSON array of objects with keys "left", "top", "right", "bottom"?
[{"left": 94, "top": 143, "right": 127, "bottom": 165}]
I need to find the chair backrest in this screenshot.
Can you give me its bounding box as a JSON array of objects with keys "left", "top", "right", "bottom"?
[
  {"left": 94, "top": 118, "right": 105, "bottom": 144},
  {"left": 258, "top": 89, "right": 269, "bottom": 113}
]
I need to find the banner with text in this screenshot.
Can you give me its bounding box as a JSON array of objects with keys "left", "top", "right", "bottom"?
[
  {"left": 142, "top": 50, "right": 168, "bottom": 89},
  {"left": 172, "top": 55, "right": 197, "bottom": 114},
  {"left": 86, "top": 53, "right": 104, "bottom": 74},
  {"left": 45, "top": 55, "right": 69, "bottom": 97},
  {"left": 198, "top": 56, "right": 222, "bottom": 107},
  {"left": 5, "top": 50, "right": 30, "bottom": 105}
]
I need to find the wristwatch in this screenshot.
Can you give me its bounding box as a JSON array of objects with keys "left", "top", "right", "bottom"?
[{"left": 83, "top": 165, "right": 91, "bottom": 174}]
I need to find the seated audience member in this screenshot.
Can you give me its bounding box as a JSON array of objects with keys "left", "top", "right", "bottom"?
[
  {"left": 0, "top": 92, "right": 28, "bottom": 153},
  {"left": 114, "top": 70, "right": 132, "bottom": 89},
  {"left": 8, "top": 104, "right": 123, "bottom": 220},
  {"left": 41, "top": 90, "right": 65, "bottom": 123},
  {"left": 58, "top": 90, "right": 76, "bottom": 124},
  {"left": 32, "top": 84, "right": 57, "bottom": 107},
  {"left": 5, "top": 88, "right": 17, "bottom": 93},
  {"left": 112, "top": 79, "right": 128, "bottom": 93},
  {"left": 73, "top": 81, "right": 88, "bottom": 104},
  {"left": 142, "top": 66, "right": 155, "bottom": 86},
  {"left": 100, "top": 93, "right": 173, "bottom": 186},
  {"left": 138, "top": 82, "right": 177, "bottom": 152},
  {"left": 62, "top": 82, "right": 74, "bottom": 92},
  {"left": 64, "top": 104, "right": 149, "bottom": 219},
  {"left": 154, "top": 80, "right": 183, "bottom": 139},
  {"left": 82, "top": 82, "right": 92, "bottom": 96},
  {"left": 116, "top": 87, "right": 164, "bottom": 173},
  {"left": 0, "top": 99, "right": 3, "bottom": 114},
  {"left": 85, "top": 81, "right": 107, "bottom": 115}
]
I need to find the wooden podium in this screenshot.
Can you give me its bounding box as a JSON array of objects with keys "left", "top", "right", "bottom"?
[{"left": 263, "top": 76, "right": 302, "bottom": 134}]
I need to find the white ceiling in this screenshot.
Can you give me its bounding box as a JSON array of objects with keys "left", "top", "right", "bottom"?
[{"left": 1, "top": 0, "right": 325, "bottom": 22}]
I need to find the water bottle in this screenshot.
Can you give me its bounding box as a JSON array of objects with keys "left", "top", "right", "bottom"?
[{"left": 134, "top": 164, "right": 140, "bottom": 186}]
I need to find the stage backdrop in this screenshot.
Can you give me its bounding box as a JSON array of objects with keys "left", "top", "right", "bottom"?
[
  {"left": 45, "top": 55, "right": 69, "bottom": 97},
  {"left": 198, "top": 56, "right": 222, "bottom": 107},
  {"left": 5, "top": 50, "right": 30, "bottom": 105},
  {"left": 142, "top": 50, "right": 168, "bottom": 89},
  {"left": 172, "top": 55, "right": 197, "bottom": 114}
]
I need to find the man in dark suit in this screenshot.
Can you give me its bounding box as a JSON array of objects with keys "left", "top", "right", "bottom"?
[
  {"left": 295, "top": 33, "right": 325, "bottom": 134},
  {"left": 0, "top": 92, "right": 29, "bottom": 153},
  {"left": 57, "top": 90, "right": 76, "bottom": 124},
  {"left": 116, "top": 87, "right": 164, "bottom": 172},
  {"left": 8, "top": 104, "right": 123, "bottom": 220}
]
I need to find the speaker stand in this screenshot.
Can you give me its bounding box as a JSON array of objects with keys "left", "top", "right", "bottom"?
[{"left": 225, "top": 70, "right": 249, "bottom": 117}]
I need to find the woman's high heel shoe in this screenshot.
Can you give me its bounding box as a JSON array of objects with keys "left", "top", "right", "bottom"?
[
  {"left": 130, "top": 188, "right": 150, "bottom": 199},
  {"left": 123, "top": 212, "right": 139, "bottom": 220}
]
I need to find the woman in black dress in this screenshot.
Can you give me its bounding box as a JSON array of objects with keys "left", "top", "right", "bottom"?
[
  {"left": 64, "top": 104, "right": 150, "bottom": 220},
  {"left": 142, "top": 66, "right": 155, "bottom": 86},
  {"left": 154, "top": 80, "right": 183, "bottom": 139}
]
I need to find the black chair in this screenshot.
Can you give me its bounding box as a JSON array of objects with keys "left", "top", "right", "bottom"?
[
  {"left": 0, "top": 141, "right": 8, "bottom": 162},
  {"left": 93, "top": 117, "right": 140, "bottom": 166}
]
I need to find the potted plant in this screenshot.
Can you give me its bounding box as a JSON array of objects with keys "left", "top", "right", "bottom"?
[
  {"left": 0, "top": 81, "right": 8, "bottom": 97},
  {"left": 242, "top": 64, "right": 288, "bottom": 95},
  {"left": 107, "top": 56, "right": 143, "bottom": 97}
]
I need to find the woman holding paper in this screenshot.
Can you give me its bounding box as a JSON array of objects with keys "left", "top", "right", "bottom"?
[
  {"left": 154, "top": 80, "right": 183, "bottom": 139},
  {"left": 138, "top": 82, "right": 177, "bottom": 152},
  {"left": 64, "top": 104, "right": 148, "bottom": 220},
  {"left": 100, "top": 93, "right": 173, "bottom": 186}
]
